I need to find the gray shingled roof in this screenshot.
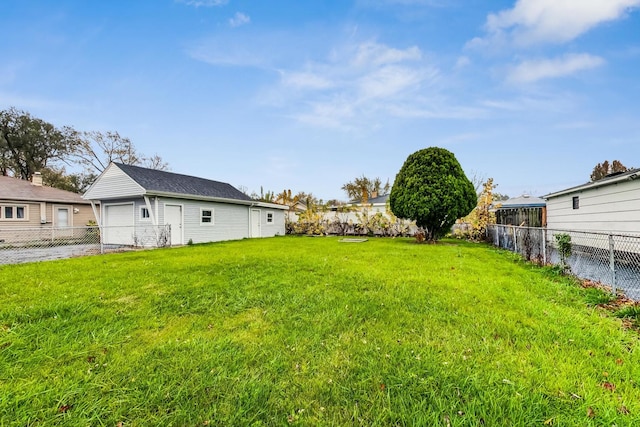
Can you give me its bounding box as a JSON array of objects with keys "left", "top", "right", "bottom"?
[
  {"left": 349, "top": 194, "right": 390, "bottom": 204},
  {"left": 0, "top": 175, "right": 90, "bottom": 204},
  {"left": 115, "top": 163, "right": 252, "bottom": 201},
  {"left": 496, "top": 195, "right": 546, "bottom": 209}
]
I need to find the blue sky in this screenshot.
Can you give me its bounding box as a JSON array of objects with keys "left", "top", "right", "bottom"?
[{"left": 1, "top": 0, "right": 639, "bottom": 201}]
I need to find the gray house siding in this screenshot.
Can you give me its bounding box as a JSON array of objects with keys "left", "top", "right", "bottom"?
[
  {"left": 260, "top": 209, "right": 286, "bottom": 237},
  {"left": 85, "top": 163, "right": 288, "bottom": 246},
  {"left": 176, "top": 198, "right": 250, "bottom": 243},
  {"left": 546, "top": 179, "right": 640, "bottom": 235},
  {"left": 101, "top": 196, "right": 284, "bottom": 244}
]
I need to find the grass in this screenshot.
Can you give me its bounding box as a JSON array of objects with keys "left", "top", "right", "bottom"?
[{"left": 1, "top": 236, "right": 639, "bottom": 426}]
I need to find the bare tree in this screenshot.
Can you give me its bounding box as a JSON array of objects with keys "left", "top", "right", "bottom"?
[
  {"left": 468, "top": 170, "right": 488, "bottom": 196},
  {"left": 73, "top": 131, "right": 168, "bottom": 174},
  {"left": 141, "top": 153, "right": 169, "bottom": 171},
  {"left": 74, "top": 131, "right": 140, "bottom": 172}
]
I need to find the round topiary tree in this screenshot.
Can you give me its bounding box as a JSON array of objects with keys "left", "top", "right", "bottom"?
[{"left": 390, "top": 147, "right": 476, "bottom": 242}]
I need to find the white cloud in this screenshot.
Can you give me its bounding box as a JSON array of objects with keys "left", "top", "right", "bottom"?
[
  {"left": 357, "top": 65, "right": 432, "bottom": 99},
  {"left": 191, "top": 34, "right": 465, "bottom": 129},
  {"left": 351, "top": 42, "right": 422, "bottom": 67},
  {"left": 480, "top": 93, "right": 581, "bottom": 114},
  {"left": 554, "top": 121, "right": 593, "bottom": 129},
  {"left": 454, "top": 56, "right": 471, "bottom": 70},
  {"left": 385, "top": 103, "right": 487, "bottom": 120},
  {"left": 474, "top": 0, "right": 640, "bottom": 47},
  {"left": 356, "top": 0, "right": 449, "bottom": 7},
  {"left": 507, "top": 53, "right": 605, "bottom": 83},
  {"left": 280, "top": 72, "right": 335, "bottom": 90},
  {"left": 270, "top": 42, "right": 444, "bottom": 128},
  {"left": 229, "top": 12, "right": 250, "bottom": 28},
  {"left": 189, "top": 42, "right": 266, "bottom": 67},
  {"left": 176, "top": 0, "right": 228, "bottom": 7},
  {"left": 291, "top": 99, "right": 357, "bottom": 131}
]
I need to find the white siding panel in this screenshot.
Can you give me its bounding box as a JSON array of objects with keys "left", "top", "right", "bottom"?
[
  {"left": 158, "top": 197, "right": 250, "bottom": 243},
  {"left": 547, "top": 179, "right": 640, "bottom": 235},
  {"left": 84, "top": 164, "right": 144, "bottom": 200},
  {"left": 133, "top": 199, "right": 153, "bottom": 228},
  {"left": 261, "top": 209, "right": 286, "bottom": 237}
]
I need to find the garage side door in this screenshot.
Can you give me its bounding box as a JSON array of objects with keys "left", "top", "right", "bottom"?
[{"left": 104, "top": 204, "right": 134, "bottom": 245}]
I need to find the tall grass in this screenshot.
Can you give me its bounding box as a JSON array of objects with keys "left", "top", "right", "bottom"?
[{"left": 1, "top": 237, "right": 639, "bottom": 425}]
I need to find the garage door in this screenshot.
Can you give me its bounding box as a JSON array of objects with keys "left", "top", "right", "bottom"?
[{"left": 104, "top": 204, "right": 134, "bottom": 245}]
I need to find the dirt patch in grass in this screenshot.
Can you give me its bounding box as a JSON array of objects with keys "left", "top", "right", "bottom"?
[{"left": 581, "top": 279, "right": 640, "bottom": 331}]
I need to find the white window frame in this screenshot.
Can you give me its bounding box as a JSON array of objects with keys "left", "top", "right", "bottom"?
[
  {"left": 266, "top": 211, "right": 274, "bottom": 224},
  {"left": 0, "top": 204, "right": 29, "bottom": 221},
  {"left": 200, "top": 208, "right": 214, "bottom": 225},
  {"left": 53, "top": 205, "right": 72, "bottom": 227},
  {"left": 140, "top": 206, "right": 151, "bottom": 221}
]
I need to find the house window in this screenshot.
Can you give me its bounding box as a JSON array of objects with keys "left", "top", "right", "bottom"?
[
  {"left": 1, "top": 205, "right": 28, "bottom": 221},
  {"left": 140, "top": 207, "right": 150, "bottom": 220},
  {"left": 572, "top": 196, "right": 579, "bottom": 210},
  {"left": 266, "top": 211, "right": 274, "bottom": 224},
  {"left": 201, "top": 209, "right": 214, "bottom": 225}
]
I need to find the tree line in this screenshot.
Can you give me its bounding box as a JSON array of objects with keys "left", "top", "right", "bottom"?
[{"left": 0, "top": 107, "right": 168, "bottom": 193}]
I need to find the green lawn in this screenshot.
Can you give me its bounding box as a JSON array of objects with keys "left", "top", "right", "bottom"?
[{"left": 1, "top": 236, "right": 639, "bottom": 426}]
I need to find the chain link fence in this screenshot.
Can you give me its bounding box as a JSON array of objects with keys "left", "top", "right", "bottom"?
[
  {"left": 0, "top": 225, "right": 171, "bottom": 265},
  {"left": 487, "top": 224, "right": 640, "bottom": 300}
]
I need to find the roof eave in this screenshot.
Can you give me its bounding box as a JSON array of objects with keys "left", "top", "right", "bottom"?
[
  {"left": 497, "top": 204, "right": 546, "bottom": 209},
  {"left": 254, "top": 201, "right": 289, "bottom": 210},
  {"left": 1, "top": 196, "right": 92, "bottom": 204},
  {"left": 544, "top": 170, "right": 640, "bottom": 199},
  {"left": 143, "top": 190, "right": 263, "bottom": 206}
]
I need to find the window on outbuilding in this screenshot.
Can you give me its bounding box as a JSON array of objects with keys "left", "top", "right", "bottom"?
[
  {"left": 201, "top": 209, "right": 214, "bottom": 224},
  {"left": 572, "top": 196, "right": 579, "bottom": 210},
  {"left": 140, "top": 207, "right": 150, "bottom": 220},
  {"left": 266, "top": 211, "right": 274, "bottom": 223}
]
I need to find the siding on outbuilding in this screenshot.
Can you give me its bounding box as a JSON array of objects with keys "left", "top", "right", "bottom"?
[
  {"left": 84, "top": 163, "right": 288, "bottom": 245},
  {"left": 260, "top": 208, "right": 286, "bottom": 237},
  {"left": 179, "top": 198, "right": 251, "bottom": 243},
  {"left": 83, "top": 164, "right": 145, "bottom": 200},
  {"left": 545, "top": 170, "right": 640, "bottom": 235}
]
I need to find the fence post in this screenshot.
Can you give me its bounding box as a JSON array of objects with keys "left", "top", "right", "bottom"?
[
  {"left": 542, "top": 228, "right": 547, "bottom": 265},
  {"left": 609, "top": 234, "right": 617, "bottom": 293},
  {"left": 513, "top": 226, "right": 518, "bottom": 253}
]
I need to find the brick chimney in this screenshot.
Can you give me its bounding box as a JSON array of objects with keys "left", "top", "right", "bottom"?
[{"left": 31, "top": 172, "right": 43, "bottom": 186}]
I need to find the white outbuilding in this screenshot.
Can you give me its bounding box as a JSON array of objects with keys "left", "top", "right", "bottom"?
[
  {"left": 544, "top": 169, "right": 640, "bottom": 235},
  {"left": 83, "top": 162, "right": 287, "bottom": 246}
]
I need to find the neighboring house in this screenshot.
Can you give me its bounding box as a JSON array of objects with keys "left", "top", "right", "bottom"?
[
  {"left": 275, "top": 198, "right": 308, "bottom": 223},
  {"left": 83, "top": 163, "right": 288, "bottom": 246},
  {"left": 544, "top": 169, "right": 640, "bottom": 235},
  {"left": 494, "top": 195, "right": 546, "bottom": 227},
  {"left": 0, "top": 173, "right": 96, "bottom": 242},
  {"left": 326, "top": 193, "right": 391, "bottom": 223},
  {"left": 323, "top": 193, "right": 416, "bottom": 236},
  {"left": 352, "top": 193, "right": 389, "bottom": 215}
]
